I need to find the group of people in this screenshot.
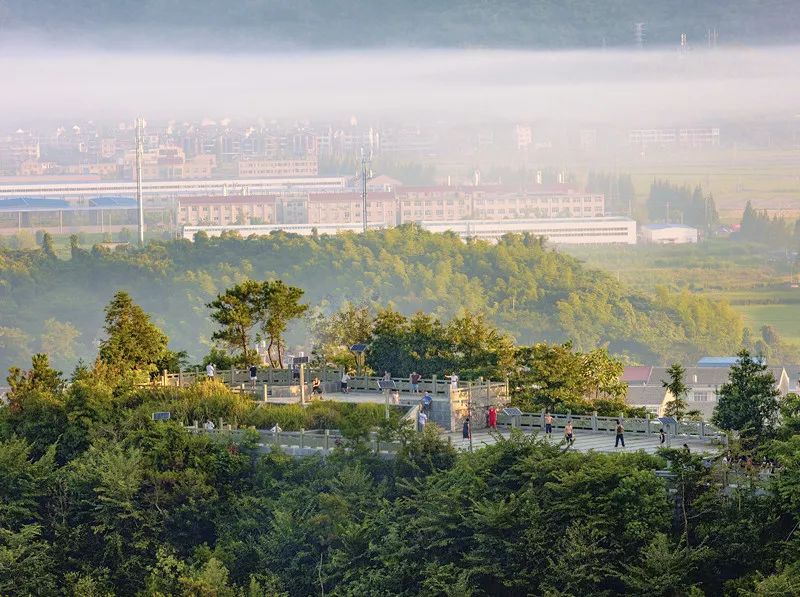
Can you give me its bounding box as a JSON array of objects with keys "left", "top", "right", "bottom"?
[{"left": 543, "top": 412, "right": 629, "bottom": 448}]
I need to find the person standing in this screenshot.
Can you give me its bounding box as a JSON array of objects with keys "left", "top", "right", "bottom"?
[
  {"left": 615, "top": 419, "right": 625, "bottom": 448},
  {"left": 312, "top": 377, "right": 323, "bottom": 396},
  {"left": 417, "top": 409, "right": 428, "bottom": 431},
  {"left": 488, "top": 405, "right": 498, "bottom": 430},
  {"left": 544, "top": 412, "right": 554, "bottom": 436},
  {"left": 410, "top": 371, "right": 422, "bottom": 394},
  {"left": 450, "top": 373, "right": 459, "bottom": 389},
  {"left": 659, "top": 427, "right": 666, "bottom": 445},
  {"left": 422, "top": 391, "right": 433, "bottom": 414},
  {"left": 379, "top": 370, "right": 391, "bottom": 392},
  {"left": 206, "top": 363, "right": 215, "bottom": 381},
  {"left": 463, "top": 416, "right": 471, "bottom": 440},
  {"left": 249, "top": 364, "right": 258, "bottom": 388},
  {"left": 564, "top": 421, "right": 574, "bottom": 446},
  {"left": 341, "top": 371, "right": 351, "bottom": 393}
]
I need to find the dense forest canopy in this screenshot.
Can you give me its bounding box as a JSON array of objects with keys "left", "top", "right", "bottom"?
[
  {"left": 0, "top": 228, "right": 747, "bottom": 373},
  {"left": 2, "top": 0, "right": 799, "bottom": 49},
  {"left": 1, "top": 345, "right": 799, "bottom": 595}
]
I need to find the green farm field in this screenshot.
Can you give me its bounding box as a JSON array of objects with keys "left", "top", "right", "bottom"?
[
  {"left": 564, "top": 146, "right": 800, "bottom": 222},
  {"left": 562, "top": 240, "right": 800, "bottom": 345}
]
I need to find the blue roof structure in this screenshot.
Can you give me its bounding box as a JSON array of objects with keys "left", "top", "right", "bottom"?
[
  {"left": 0, "top": 197, "right": 137, "bottom": 211},
  {"left": 0, "top": 197, "right": 69, "bottom": 210},
  {"left": 698, "top": 356, "right": 765, "bottom": 367}
]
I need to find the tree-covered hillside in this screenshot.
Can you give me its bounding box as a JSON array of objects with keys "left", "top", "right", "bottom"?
[
  {"left": 0, "top": 228, "right": 744, "bottom": 372},
  {"left": 2, "top": 0, "right": 799, "bottom": 49}
]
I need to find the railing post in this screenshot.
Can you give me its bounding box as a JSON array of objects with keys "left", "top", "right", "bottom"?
[
  {"left": 646, "top": 413, "right": 651, "bottom": 435},
  {"left": 431, "top": 375, "right": 437, "bottom": 394},
  {"left": 300, "top": 428, "right": 305, "bottom": 449},
  {"left": 699, "top": 419, "right": 705, "bottom": 439},
  {"left": 592, "top": 411, "right": 598, "bottom": 432},
  {"left": 262, "top": 384, "right": 268, "bottom": 402},
  {"left": 324, "top": 429, "right": 330, "bottom": 451},
  {"left": 540, "top": 409, "right": 545, "bottom": 428},
  {"left": 178, "top": 368, "right": 184, "bottom": 386}
]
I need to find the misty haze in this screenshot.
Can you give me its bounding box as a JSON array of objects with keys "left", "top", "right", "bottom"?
[
  {"left": 2, "top": 46, "right": 800, "bottom": 124},
  {"left": 2, "top": 2, "right": 800, "bottom": 596}
]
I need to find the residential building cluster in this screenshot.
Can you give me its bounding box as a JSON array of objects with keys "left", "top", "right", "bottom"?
[
  {"left": 0, "top": 118, "right": 728, "bottom": 182},
  {"left": 623, "top": 357, "right": 797, "bottom": 420}
]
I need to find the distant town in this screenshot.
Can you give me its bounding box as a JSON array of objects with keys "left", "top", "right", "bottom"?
[{"left": 0, "top": 118, "right": 730, "bottom": 245}]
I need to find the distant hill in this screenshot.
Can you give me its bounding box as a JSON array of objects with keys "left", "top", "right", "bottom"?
[
  {"left": 0, "top": 228, "right": 745, "bottom": 372},
  {"left": 1, "top": 0, "right": 799, "bottom": 49}
]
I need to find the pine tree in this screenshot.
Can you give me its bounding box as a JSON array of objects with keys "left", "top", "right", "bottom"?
[
  {"left": 662, "top": 363, "right": 689, "bottom": 419},
  {"left": 98, "top": 291, "right": 169, "bottom": 375},
  {"left": 712, "top": 350, "right": 781, "bottom": 440}
]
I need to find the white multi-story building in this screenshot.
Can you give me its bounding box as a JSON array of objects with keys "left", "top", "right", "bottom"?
[{"left": 182, "top": 216, "right": 636, "bottom": 246}]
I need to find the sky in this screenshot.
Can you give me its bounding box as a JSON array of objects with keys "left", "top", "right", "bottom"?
[{"left": 1, "top": 44, "right": 800, "bottom": 127}]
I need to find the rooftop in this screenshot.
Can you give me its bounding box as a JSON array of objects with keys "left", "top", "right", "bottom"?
[{"left": 641, "top": 224, "right": 698, "bottom": 231}]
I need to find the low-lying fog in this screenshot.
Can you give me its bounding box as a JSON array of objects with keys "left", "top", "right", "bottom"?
[{"left": 1, "top": 44, "right": 799, "bottom": 126}]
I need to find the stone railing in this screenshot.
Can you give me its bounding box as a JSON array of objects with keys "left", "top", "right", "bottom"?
[{"left": 497, "top": 410, "right": 725, "bottom": 441}]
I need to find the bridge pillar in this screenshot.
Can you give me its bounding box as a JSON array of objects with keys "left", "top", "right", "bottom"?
[
  {"left": 592, "top": 411, "right": 598, "bottom": 432},
  {"left": 646, "top": 414, "right": 651, "bottom": 435},
  {"left": 699, "top": 420, "right": 705, "bottom": 439}
]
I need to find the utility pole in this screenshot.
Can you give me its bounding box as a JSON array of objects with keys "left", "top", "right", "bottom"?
[
  {"left": 360, "top": 147, "right": 370, "bottom": 233},
  {"left": 135, "top": 117, "right": 145, "bottom": 247}
]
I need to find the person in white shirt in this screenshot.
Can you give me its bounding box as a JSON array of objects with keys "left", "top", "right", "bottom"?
[
  {"left": 204, "top": 419, "right": 215, "bottom": 431},
  {"left": 450, "top": 373, "right": 459, "bottom": 389},
  {"left": 417, "top": 409, "right": 428, "bottom": 430},
  {"left": 206, "top": 363, "right": 215, "bottom": 379},
  {"left": 341, "top": 372, "right": 351, "bottom": 393}
]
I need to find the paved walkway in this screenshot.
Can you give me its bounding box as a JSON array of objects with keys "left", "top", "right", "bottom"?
[{"left": 447, "top": 428, "right": 718, "bottom": 454}]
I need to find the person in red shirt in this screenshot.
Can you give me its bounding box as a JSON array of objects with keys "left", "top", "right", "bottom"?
[{"left": 488, "top": 405, "right": 497, "bottom": 429}]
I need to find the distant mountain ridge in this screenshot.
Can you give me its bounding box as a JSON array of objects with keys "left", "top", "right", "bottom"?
[{"left": 1, "top": 0, "right": 799, "bottom": 49}]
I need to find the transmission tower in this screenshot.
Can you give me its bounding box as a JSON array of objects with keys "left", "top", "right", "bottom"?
[
  {"left": 360, "top": 147, "right": 371, "bottom": 234},
  {"left": 634, "top": 22, "right": 646, "bottom": 49},
  {"left": 135, "top": 117, "right": 145, "bottom": 247}
]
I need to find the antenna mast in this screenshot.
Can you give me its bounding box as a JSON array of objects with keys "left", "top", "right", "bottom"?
[
  {"left": 360, "top": 147, "right": 370, "bottom": 233},
  {"left": 135, "top": 117, "right": 145, "bottom": 247}
]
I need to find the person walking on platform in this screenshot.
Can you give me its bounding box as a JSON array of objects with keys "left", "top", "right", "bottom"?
[
  {"left": 544, "top": 412, "right": 554, "bottom": 436},
  {"left": 615, "top": 420, "right": 625, "bottom": 448},
  {"left": 564, "top": 421, "right": 574, "bottom": 446}
]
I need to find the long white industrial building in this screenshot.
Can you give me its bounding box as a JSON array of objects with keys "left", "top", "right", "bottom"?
[
  {"left": 0, "top": 176, "right": 348, "bottom": 199},
  {"left": 181, "top": 216, "right": 637, "bottom": 245}
]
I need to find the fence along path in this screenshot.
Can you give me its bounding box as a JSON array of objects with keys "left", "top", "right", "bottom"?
[{"left": 498, "top": 410, "right": 726, "bottom": 441}]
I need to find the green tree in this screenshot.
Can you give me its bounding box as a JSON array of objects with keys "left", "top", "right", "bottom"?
[
  {"left": 207, "top": 280, "right": 263, "bottom": 366},
  {"left": 97, "top": 291, "right": 169, "bottom": 376},
  {"left": 40, "top": 232, "right": 57, "bottom": 259},
  {"left": 310, "top": 302, "right": 374, "bottom": 370},
  {"left": 0, "top": 525, "right": 58, "bottom": 595},
  {"left": 39, "top": 318, "right": 81, "bottom": 366},
  {"left": 622, "top": 533, "right": 709, "bottom": 596},
  {"left": 259, "top": 280, "right": 309, "bottom": 368},
  {"left": 6, "top": 353, "right": 65, "bottom": 404},
  {"left": 662, "top": 363, "right": 689, "bottom": 419},
  {"left": 712, "top": 350, "right": 781, "bottom": 441}
]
